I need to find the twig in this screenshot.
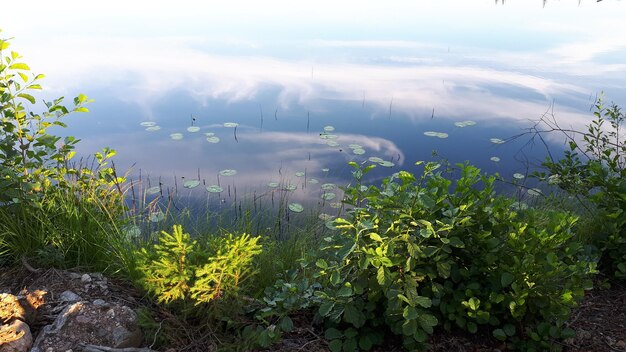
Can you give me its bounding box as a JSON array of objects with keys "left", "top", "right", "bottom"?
[
  {"left": 79, "top": 344, "right": 156, "bottom": 352},
  {"left": 21, "top": 255, "right": 40, "bottom": 273}
]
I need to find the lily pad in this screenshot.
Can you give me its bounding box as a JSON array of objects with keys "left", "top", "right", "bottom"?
[
  {"left": 140, "top": 121, "right": 156, "bottom": 127},
  {"left": 284, "top": 185, "right": 298, "bottom": 191},
  {"left": 378, "top": 161, "right": 395, "bottom": 167},
  {"left": 322, "top": 168, "right": 330, "bottom": 172},
  {"left": 223, "top": 122, "right": 239, "bottom": 128},
  {"left": 204, "top": 132, "right": 215, "bottom": 136},
  {"left": 348, "top": 144, "right": 362, "bottom": 149},
  {"left": 423, "top": 131, "right": 439, "bottom": 137},
  {"left": 513, "top": 173, "right": 525, "bottom": 180},
  {"left": 352, "top": 148, "right": 366, "bottom": 155},
  {"left": 454, "top": 120, "right": 477, "bottom": 127},
  {"left": 206, "top": 185, "right": 223, "bottom": 193},
  {"left": 170, "top": 133, "right": 184, "bottom": 140},
  {"left": 146, "top": 186, "right": 160, "bottom": 195},
  {"left": 319, "top": 133, "right": 338, "bottom": 140},
  {"left": 288, "top": 203, "right": 304, "bottom": 213},
  {"left": 490, "top": 138, "right": 505, "bottom": 144},
  {"left": 183, "top": 180, "right": 200, "bottom": 189},
  {"left": 219, "top": 169, "right": 237, "bottom": 176},
  {"left": 187, "top": 126, "right": 200, "bottom": 133},
  {"left": 268, "top": 182, "right": 280, "bottom": 188},
  {"left": 326, "top": 141, "right": 340, "bottom": 147},
  {"left": 321, "top": 192, "right": 336, "bottom": 200},
  {"left": 308, "top": 178, "right": 319, "bottom": 184},
  {"left": 329, "top": 202, "right": 342, "bottom": 209},
  {"left": 527, "top": 188, "right": 542, "bottom": 196},
  {"left": 368, "top": 157, "right": 384, "bottom": 163},
  {"left": 123, "top": 225, "right": 141, "bottom": 239},
  {"left": 145, "top": 126, "right": 161, "bottom": 132},
  {"left": 206, "top": 136, "right": 220, "bottom": 143},
  {"left": 206, "top": 185, "right": 224, "bottom": 193},
  {"left": 149, "top": 210, "right": 165, "bottom": 222},
  {"left": 321, "top": 183, "right": 336, "bottom": 191},
  {"left": 318, "top": 213, "right": 334, "bottom": 221},
  {"left": 324, "top": 126, "right": 335, "bottom": 132},
  {"left": 295, "top": 172, "right": 305, "bottom": 177},
  {"left": 490, "top": 156, "right": 501, "bottom": 162}
]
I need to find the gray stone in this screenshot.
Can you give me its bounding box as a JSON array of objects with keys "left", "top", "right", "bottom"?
[
  {"left": 92, "top": 299, "right": 106, "bottom": 306},
  {"left": 60, "top": 291, "right": 81, "bottom": 303},
  {"left": 31, "top": 301, "right": 142, "bottom": 351},
  {"left": 80, "top": 274, "right": 92, "bottom": 283},
  {"left": 0, "top": 319, "right": 32, "bottom": 352}
]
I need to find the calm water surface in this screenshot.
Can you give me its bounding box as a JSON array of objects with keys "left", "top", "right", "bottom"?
[{"left": 2, "top": 0, "right": 625, "bottom": 212}]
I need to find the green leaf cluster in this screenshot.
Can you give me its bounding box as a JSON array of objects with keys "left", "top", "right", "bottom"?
[
  {"left": 312, "top": 162, "right": 596, "bottom": 350},
  {"left": 536, "top": 96, "right": 626, "bottom": 279}
]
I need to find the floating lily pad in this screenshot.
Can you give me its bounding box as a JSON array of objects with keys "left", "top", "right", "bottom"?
[
  {"left": 352, "top": 148, "right": 366, "bottom": 155},
  {"left": 284, "top": 185, "right": 298, "bottom": 191},
  {"left": 321, "top": 192, "right": 336, "bottom": 200},
  {"left": 219, "top": 169, "right": 237, "bottom": 176},
  {"left": 378, "top": 161, "right": 395, "bottom": 167},
  {"left": 288, "top": 203, "right": 304, "bottom": 213},
  {"left": 170, "top": 133, "right": 184, "bottom": 140},
  {"left": 295, "top": 172, "right": 305, "bottom": 177},
  {"left": 527, "top": 188, "right": 542, "bottom": 196},
  {"left": 308, "top": 178, "right": 319, "bottom": 184},
  {"left": 223, "top": 122, "right": 239, "bottom": 128},
  {"left": 268, "top": 182, "right": 280, "bottom": 188},
  {"left": 424, "top": 131, "right": 448, "bottom": 138},
  {"left": 513, "top": 173, "right": 525, "bottom": 180},
  {"left": 318, "top": 213, "right": 334, "bottom": 221},
  {"left": 490, "top": 138, "right": 505, "bottom": 144},
  {"left": 206, "top": 136, "right": 220, "bottom": 143},
  {"left": 322, "top": 168, "right": 330, "bottom": 172},
  {"left": 324, "top": 126, "right": 335, "bottom": 132},
  {"left": 145, "top": 126, "right": 161, "bottom": 132},
  {"left": 187, "top": 126, "right": 200, "bottom": 133},
  {"left": 204, "top": 132, "right": 215, "bottom": 136},
  {"left": 348, "top": 144, "right": 362, "bottom": 149},
  {"left": 319, "top": 133, "right": 338, "bottom": 140},
  {"left": 149, "top": 210, "right": 165, "bottom": 222},
  {"left": 329, "top": 202, "right": 342, "bottom": 209},
  {"left": 206, "top": 185, "right": 223, "bottom": 193},
  {"left": 510, "top": 202, "right": 529, "bottom": 211},
  {"left": 140, "top": 121, "right": 156, "bottom": 127},
  {"left": 326, "top": 141, "right": 340, "bottom": 147},
  {"left": 123, "top": 225, "right": 141, "bottom": 239},
  {"left": 490, "top": 156, "right": 501, "bottom": 162},
  {"left": 183, "top": 180, "right": 200, "bottom": 189},
  {"left": 454, "top": 120, "right": 477, "bottom": 127},
  {"left": 368, "top": 157, "right": 384, "bottom": 163},
  {"left": 321, "top": 183, "right": 336, "bottom": 191},
  {"left": 146, "top": 186, "right": 160, "bottom": 195}
]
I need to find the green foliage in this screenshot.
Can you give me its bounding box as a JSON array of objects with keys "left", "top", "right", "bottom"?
[
  {"left": 0, "top": 31, "right": 129, "bottom": 271},
  {"left": 137, "top": 224, "right": 262, "bottom": 309},
  {"left": 536, "top": 96, "right": 625, "bottom": 279},
  {"left": 312, "top": 162, "right": 595, "bottom": 350}
]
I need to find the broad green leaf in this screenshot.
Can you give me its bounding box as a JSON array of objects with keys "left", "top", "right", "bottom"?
[
  {"left": 319, "top": 301, "right": 335, "bottom": 317},
  {"left": 325, "top": 327, "right": 342, "bottom": 340},
  {"left": 9, "top": 63, "right": 30, "bottom": 70},
  {"left": 17, "top": 93, "right": 35, "bottom": 104},
  {"left": 493, "top": 329, "right": 507, "bottom": 341},
  {"left": 328, "top": 339, "right": 343, "bottom": 352},
  {"left": 501, "top": 272, "right": 514, "bottom": 287},
  {"left": 337, "top": 285, "right": 353, "bottom": 297}
]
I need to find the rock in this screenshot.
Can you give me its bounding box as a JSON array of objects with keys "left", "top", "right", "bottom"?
[
  {"left": 31, "top": 301, "right": 143, "bottom": 351},
  {"left": 93, "top": 299, "right": 106, "bottom": 306},
  {"left": 81, "top": 274, "right": 92, "bottom": 283},
  {"left": 0, "top": 319, "right": 32, "bottom": 352},
  {"left": 60, "top": 291, "right": 82, "bottom": 303}
]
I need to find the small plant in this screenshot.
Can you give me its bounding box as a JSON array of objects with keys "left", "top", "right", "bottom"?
[
  {"left": 137, "top": 224, "right": 262, "bottom": 311},
  {"left": 533, "top": 96, "right": 625, "bottom": 279}
]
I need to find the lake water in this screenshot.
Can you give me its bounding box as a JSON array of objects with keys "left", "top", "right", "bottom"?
[{"left": 2, "top": 0, "right": 626, "bottom": 214}]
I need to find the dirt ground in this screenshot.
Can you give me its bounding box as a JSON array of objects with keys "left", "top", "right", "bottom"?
[{"left": 1, "top": 266, "right": 624, "bottom": 352}]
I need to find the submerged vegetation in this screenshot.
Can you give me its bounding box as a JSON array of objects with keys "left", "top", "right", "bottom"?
[{"left": 1, "top": 32, "right": 625, "bottom": 351}]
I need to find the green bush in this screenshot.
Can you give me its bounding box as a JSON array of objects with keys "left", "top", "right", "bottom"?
[
  {"left": 0, "top": 31, "right": 129, "bottom": 271},
  {"left": 536, "top": 97, "right": 625, "bottom": 279},
  {"left": 136, "top": 224, "right": 262, "bottom": 317},
  {"left": 313, "top": 162, "right": 596, "bottom": 351}
]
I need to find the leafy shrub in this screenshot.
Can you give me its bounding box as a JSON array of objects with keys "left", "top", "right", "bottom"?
[
  {"left": 0, "top": 30, "right": 128, "bottom": 270},
  {"left": 313, "top": 162, "right": 596, "bottom": 351},
  {"left": 535, "top": 97, "right": 625, "bottom": 279},
  {"left": 137, "top": 224, "right": 262, "bottom": 315}
]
